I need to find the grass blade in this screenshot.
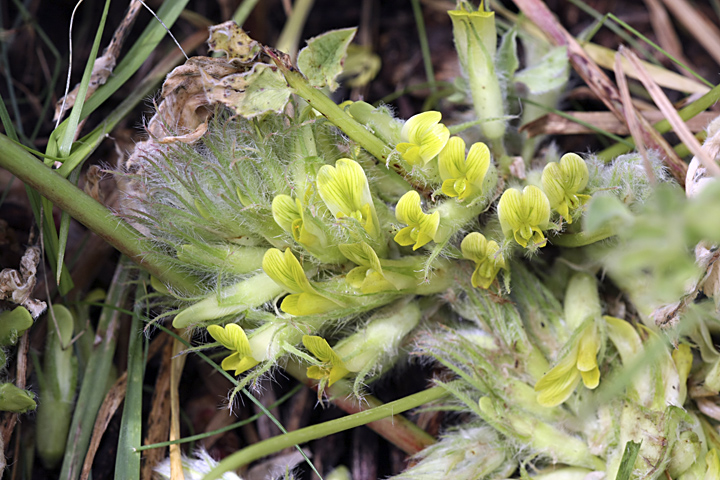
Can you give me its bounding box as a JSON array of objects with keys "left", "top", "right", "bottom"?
[
  {"left": 59, "top": 259, "right": 133, "bottom": 480},
  {"left": 58, "top": 0, "right": 112, "bottom": 158},
  {"left": 114, "top": 274, "right": 147, "bottom": 480}
]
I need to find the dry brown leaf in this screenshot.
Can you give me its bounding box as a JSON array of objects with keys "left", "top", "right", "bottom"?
[
  {"left": 521, "top": 111, "right": 717, "bottom": 137},
  {"left": 582, "top": 43, "right": 708, "bottom": 95},
  {"left": 513, "top": 0, "right": 687, "bottom": 182},
  {"left": 54, "top": 0, "right": 142, "bottom": 122},
  {"left": 642, "top": 0, "right": 698, "bottom": 79},
  {"left": 621, "top": 46, "right": 720, "bottom": 178},
  {"left": 170, "top": 334, "right": 188, "bottom": 480},
  {"left": 661, "top": 0, "right": 720, "bottom": 68},
  {"left": 614, "top": 50, "right": 656, "bottom": 183},
  {"left": 0, "top": 246, "right": 46, "bottom": 318},
  {"left": 141, "top": 335, "right": 172, "bottom": 480},
  {"left": 80, "top": 373, "right": 128, "bottom": 480}
]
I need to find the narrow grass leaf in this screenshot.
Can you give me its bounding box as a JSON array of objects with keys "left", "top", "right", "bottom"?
[
  {"left": 114, "top": 275, "right": 147, "bottom": 480},
  {"left": 616, "top": 441, "right": 642, "bottom": 480},
  {"left": 58, "top": 0, "right": 112, "bottom": 157}
]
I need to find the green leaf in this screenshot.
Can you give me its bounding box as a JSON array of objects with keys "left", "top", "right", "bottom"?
[
  {"left": 616, "top": 440, "right": 642, "bottom": 480},
  {"left": 204, "top": 63, "right": 292, "bottom": 118},
  {"left": 0, "top": 383, "right": 36, "bottom": 413},
  {"left": 297, "top": 28, "right": 357, "bottom": 91},
  {"left": 58, "top": 0, "right": 112, "bottom": 157},
  {"left": 0, "top": 307, "right": 33, "bottom": 346},
  {"left": 584, "top": 195, "right": 632, "bottom": 235},
  {"left": 514, "top": 46, "right": 569, "bottom": 94},
  {"left": 496, "top": 26, "right": 519, "bottom": 78}
]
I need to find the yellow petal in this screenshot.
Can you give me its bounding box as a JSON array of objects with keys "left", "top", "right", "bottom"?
[
  {"left": 580, "top": 367, "right": 600, "bottom": 389},
  {"left": 438, "top": 136, "right": 466, "bottom": 181}
]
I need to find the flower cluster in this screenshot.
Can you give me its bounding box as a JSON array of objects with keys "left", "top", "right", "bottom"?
[{"left": 119, "top": 18, "right": 720, "bottom": 480}]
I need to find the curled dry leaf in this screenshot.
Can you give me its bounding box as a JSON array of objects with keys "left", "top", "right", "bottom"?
[
  {"left": 54, "top": 0, "right": 143, "bottom": 122},
  {"left": 0, "top": 247, "right": 46, "bottom": 318}
]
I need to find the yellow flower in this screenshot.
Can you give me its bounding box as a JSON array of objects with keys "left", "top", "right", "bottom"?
[
  {"left": 316, "top": 158, "right": 380, "bottom": 238},
  {"left": 302, "top": 335, "right": 350, "bottom": 387},
  {"left": 394, "top": 191, "right": 440, "bottom": 250},
  {"left": 272, "top": 195, "right": 325, "bottom": 247},
  {"left": 338, "top": 242, "right": 415, "bottom": 293},
  {"left": 206, "top": 324, "right": 259, "bottom": 375},
  {"left": 438, "top": 137, "right": 492, "bottom": 202},
  {"left": 541, "top": 153, "right": 591, "bottom": 224},
  {"left": 497, "top": 185, "right": 551, "bottom": 248},
  {"left": 534, "top": 324, "right": 600, "bottom": 407},
  {"left": 460, "top": 232, "right": 505, "bottom": 289},
  {"left": 262, "top": 248, "right": 340, "bottom": 316},
  {"left": 395, "top": 111, "right": 450, "bottom": 166}
]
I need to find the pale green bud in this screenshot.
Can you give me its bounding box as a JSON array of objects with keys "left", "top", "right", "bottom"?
[
  {"left": 497, "top": 185, "right": 551, "bottom": 248},
  {"left": 541, "top": 153, "right": 591, "bottom": 223},
  {"left": 395, "top": 111, "right": 450, "bottom": 166},
  {"left": 449, "top": 3, "right": 506, "bottom": 142},
  {"left": 338, "top": 242, "right": 416, "bottom": 293}
]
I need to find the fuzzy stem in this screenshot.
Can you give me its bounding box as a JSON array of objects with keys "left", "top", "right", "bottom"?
[
  {"left": 550, "top": 226, "right": 615, "bottom": 247},
  {"left": 0, "top": 134, "right": 201, "bottom": 294},
  {"left": 204, "top": 386, "right": 446, "bottom": 479},
  {"left": 275, "top": 62, "right": 394, "bottom": 164}
]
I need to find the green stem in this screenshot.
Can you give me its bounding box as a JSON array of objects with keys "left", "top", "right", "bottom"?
[
  {"left": 232, "top": 0, "right": 262, "bottom": 26},
  {"left": 550, "top": 226, "right": 615, "bottom": 247},
  {"left": 598, "top": 83, "right": 720, "bottom": 161},
  {"left": 275, "top": 0, "right": 315, "bottom": 58},
  {"left": 276, "top": 61, "right": 394, "bottom": 164},
  {"left": 410, "top": 0, "right": 436, "bottom": 93},
  {"left": 205, "top": 386, "right": 446, "bottom": 480},
  {"left": 0, "top": 134, "right": 200, "bottom": 294}
]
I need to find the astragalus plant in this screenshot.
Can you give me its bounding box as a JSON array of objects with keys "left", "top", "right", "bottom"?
[{"left": 3, "top": 1, "right": 720, "bottom": 479}]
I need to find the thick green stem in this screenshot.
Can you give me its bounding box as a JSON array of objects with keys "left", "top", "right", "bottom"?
[
  {"left": 279, "top": 66, "right": 394, "bottom": 164},
  {"left": 0, "top": 134, "right": 200, "bottom": 294},
  {"left": 204, "top": 386, "right": 446, "bottom": 479}
]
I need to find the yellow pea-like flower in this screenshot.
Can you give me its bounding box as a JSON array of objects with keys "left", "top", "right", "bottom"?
[
  {"left": 394, "top": 191, "right": 440, "bottom": 250},
  {"left": 541, "top": 153, "right": 591, "bottom": 224},
  {"left": 206, "top": 323, "right": 259, "bottom": 376},
  {"left": 438, "top": 137, "right": 492, "bottom": 202},
  {"left": 498, "top": 185, "right": 551, "bottom": 248},
  {"left": 395, "top": 111, "right": 450, "bottom": 166},
  {"left": 460, "top": 232, "right": 505, "bottom": 289}
]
